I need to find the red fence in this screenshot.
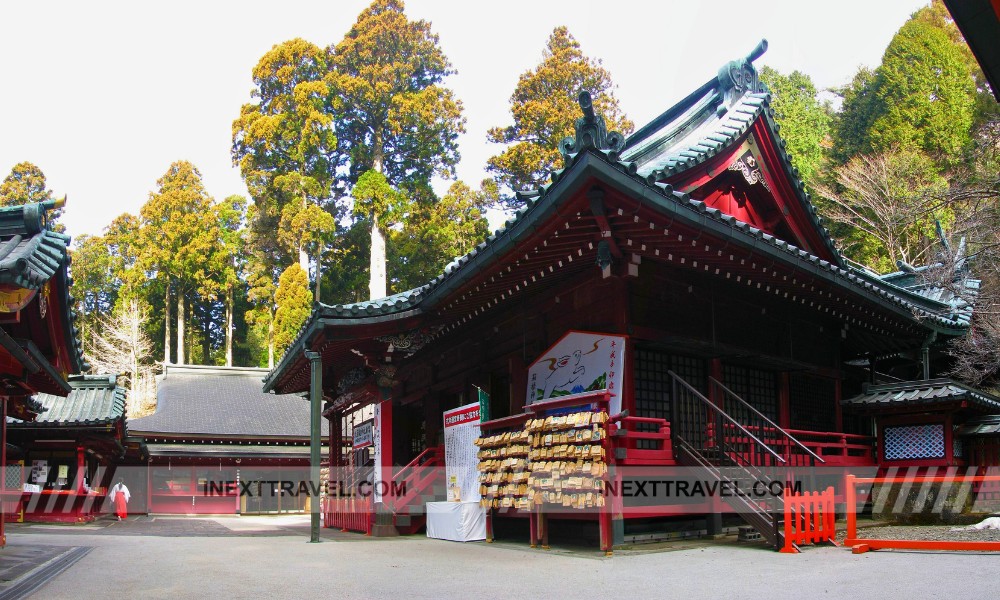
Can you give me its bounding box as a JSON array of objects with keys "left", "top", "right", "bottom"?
[
  {"left": 845, "top": 473, "right": 1000, "bottom": 553},
  {"left": 324, "top": 495, "right": 372, "bottom": 535},
  {"left": 780, "top": 486, "right": 837, "bottom": 553}
]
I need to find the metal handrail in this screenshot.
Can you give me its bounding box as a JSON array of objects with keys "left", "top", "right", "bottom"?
[
  {"left": 708, "top": 377, "right": 825, "bottom": 465},
  {"left": 668, "top": 371, "right": 785, "bottom": 465}
]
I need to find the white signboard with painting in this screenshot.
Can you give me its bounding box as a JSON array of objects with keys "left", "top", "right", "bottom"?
[{"left": 526, "top": 331, "right": 626, "bottom": 415}]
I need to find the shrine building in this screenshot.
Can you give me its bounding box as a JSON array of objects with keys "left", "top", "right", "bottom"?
[{"left": 263, "top": 41, "right": 1000, "bottom": 551}]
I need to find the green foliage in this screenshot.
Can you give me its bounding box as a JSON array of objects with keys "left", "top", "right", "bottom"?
[
  {"left": 832, "top": 6, "right": 977, "bottom": 169},
  {"left": 870, "top": 17, "right": 976, "bottom": 163},
  {"left": 232, "top": 38, "right": 339, "bottom": 209},
  {"left": 232, "top": 37, "right": 341, "bottom": 298},
  {"left": 758, "top": 67, "right": 831, "bottom": 188},
  {"left": 352, "top": 170, "right": 406, "bottom": 227},
  {"left": 320, "top": 219, "right": 372, "bottom": 304},
  {"left": 139, "top": 161, "right": 225, "bottom": 298},
  {"left": 273, "top": 264, "right": 313, "bottom": 359},
  {"left": 0, "top": 161, "right": 53, "bottom": 205},
  {"left": 389, "top": 180, "right": 490, "bottom": 291},
  {"left": 330, "top": 0, "right": 465, "bottom": 187},
  {"left": 486, "top": 26, "right": 633, "bottom": 207}
]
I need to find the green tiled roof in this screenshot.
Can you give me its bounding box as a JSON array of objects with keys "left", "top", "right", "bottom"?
[
  {"left": 0, "top": 200, "right": 87, "bottom": 374},
  {"left": 16, "top": 374, "right": 126, "bottom": 427},
  {"left": 843, "top": 379, "right": 1000, "bottom": 413}
]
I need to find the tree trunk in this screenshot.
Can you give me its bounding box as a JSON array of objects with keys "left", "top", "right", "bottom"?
[
  {"left": 369, "top": 217, "right": 386, "bottom": 300},
  {"left": 164, "top": 284, "right": 171, "bottom": 364},
  {"left": 225, "top": 285, "right": 233, "bottom": 367},
  {"left": 201, "top": 303, "right": 210, "bottom": 365},
  {"left": 314, "top": 257, "right": 322, "bottom": 303},
  {"left": 267, "top": 314, "right": 275, "bottom": 369},
  {"left": 369, "top": 138, "right": 387, "bottom": 300},
  {"left": 177, "top": 292, "right": 185, "bottom": 365}
]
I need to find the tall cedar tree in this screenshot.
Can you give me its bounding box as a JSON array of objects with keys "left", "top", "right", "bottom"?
[
  {"left": 273, "top": 264, "right": 313, "bottom": 360},
  {"left": 330, "top": 0, "right": 465, "bottom": 300},
  {"left": 758, "top": 67, "right": 831, "bottom": 189},
  {"left": 139, "top": 161, "right": 225, "bottom": 365},
  {"left": 832, "top": 5, "right": 977, "bottom": 169},
  {"left": 487, "top": 27, "right": 633, "bottom": 208},
  {"left": 232, "top": 38, "right": 339, "bottom": 298}
]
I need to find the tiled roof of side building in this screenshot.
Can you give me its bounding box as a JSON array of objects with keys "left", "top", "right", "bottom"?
[
  {"left": 26, "top": 374, "right": 125, "bottom": 426},
  {"left": 843, "top": 379, "right": 1000, "bottom": 413},
  {"left": 131, "top": 364, "right": 327, "bottom": 438}
]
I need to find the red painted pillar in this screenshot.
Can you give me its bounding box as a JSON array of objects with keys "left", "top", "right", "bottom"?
[
  {"left": 75, "top": 446, "right": 86, "bottom": 494},
  {"left": 376, "top": 399, "right": 393, "bottom": 508}
]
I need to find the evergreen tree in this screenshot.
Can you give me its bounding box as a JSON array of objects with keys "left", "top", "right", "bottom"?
[
  {"left": 832, "top": 5, "right": 977, "bottom": 169},
  {"left": 329, "top": 0, "right": 465, "bottom": 300},
  {"left": 759, "top": 67, "right": 831, "bottom": 188},
  {"left": 273, "top": 264, "right": 313, "bottom": 360},
  {"left": 139, "top": 161, "right": 225, "bottom": 365},
  {"left": 232, "top": 38, "right": 340, "bottom": 295},
  {"left": 486, "top": 26, "right": 632, "bottom": 207},
  {"left": 389, "top": 181, "right": 489, "bottom": 291}
]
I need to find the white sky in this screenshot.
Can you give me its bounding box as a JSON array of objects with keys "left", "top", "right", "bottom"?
[{"left": 0, "top": 0, "right": 930, "bottom": 241}]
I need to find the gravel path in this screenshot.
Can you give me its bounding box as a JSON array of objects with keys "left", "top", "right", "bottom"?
[{"left": 841, "top": 524, "right": 1000, "bottom": 543}]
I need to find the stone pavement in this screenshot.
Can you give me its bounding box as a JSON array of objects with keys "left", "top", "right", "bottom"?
[{"left": 1, "top": 515, "right": 999, "bottom": 599}]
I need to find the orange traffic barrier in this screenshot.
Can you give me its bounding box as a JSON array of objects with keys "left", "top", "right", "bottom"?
[
  {"left": 845, "top": 473, "right": 1000, "bottom": 553},
  {"left": 781, "top": 486, "right": 837, "bottom": 553}
]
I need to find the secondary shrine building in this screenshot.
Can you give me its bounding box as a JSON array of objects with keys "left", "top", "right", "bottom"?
[{"left": 264, "top": 41, "right": 999, "bottom": 550}]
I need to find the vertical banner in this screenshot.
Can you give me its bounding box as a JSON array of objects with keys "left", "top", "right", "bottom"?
[
  {"left": 443, "top": 403, "right": 482, "bottom": 503},
  {"left": 526, "top": 331, "right": 626, "bottom": 415},
  {"left": 370, "top": 400, "right": 394, "bottom": 506},
  {"left": 477, "top": 387, "right": 490, "bottom": 423}
]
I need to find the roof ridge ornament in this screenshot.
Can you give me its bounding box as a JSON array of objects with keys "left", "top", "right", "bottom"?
[
  {"left": 560, "top": 91, "right": 625, "bottom": 165},
  {"left": 717, "top": 39, "right": 769, "bottom": 105}
]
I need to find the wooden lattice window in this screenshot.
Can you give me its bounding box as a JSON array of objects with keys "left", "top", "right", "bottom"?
[
  {"left": 789, "top": 373, "right": 836, "bottom": 432},
  {"left": 884, "top": 424, "right": 945, "bottom": 461},
  {"left": 634, "top": 349, "right": 706, "bottom": 421},
  {"left": 722, "top": 364, "right": 778, "bottom": 422}
]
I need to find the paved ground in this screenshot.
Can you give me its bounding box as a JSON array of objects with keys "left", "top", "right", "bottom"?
[{"left": 2, "top": 516, "right": 999, "bottom": 599}]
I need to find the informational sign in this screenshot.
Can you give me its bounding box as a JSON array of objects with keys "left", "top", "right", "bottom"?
[
  {"left": 353, "top": 419, "right": 374, "bottom": 450},
  {"left": 443, "top": 402, "right": 482, "bottom": 503},
  {"left": 526, "top": 331, "right": 626, "bottom": 415},
  {"left": 31, "top": 460, "right": 48, "bottom": 484}
]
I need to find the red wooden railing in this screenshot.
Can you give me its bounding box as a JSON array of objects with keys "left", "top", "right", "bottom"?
[
  {"left": 780, "top": 486, "right": 837, "bottom": 553},
  {"left": 324, "top": 494, "right": 373, "bottom": 535},
  {"left": 715, "top": 424, "right": 874, "bottom": 467},
  {"left": 388, "top": 445, "right": 444, "bottom": 514},
  {"left": 608, "top": 416, "right": 673, "bottom": 465}
]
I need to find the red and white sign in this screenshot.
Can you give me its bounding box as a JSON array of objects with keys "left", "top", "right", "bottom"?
[
  {"left": 352, "top": 419, "right": 374, "bottom": 450},
  {"left": 443, "top": 402, "right": 482, "bottom": 503}
]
